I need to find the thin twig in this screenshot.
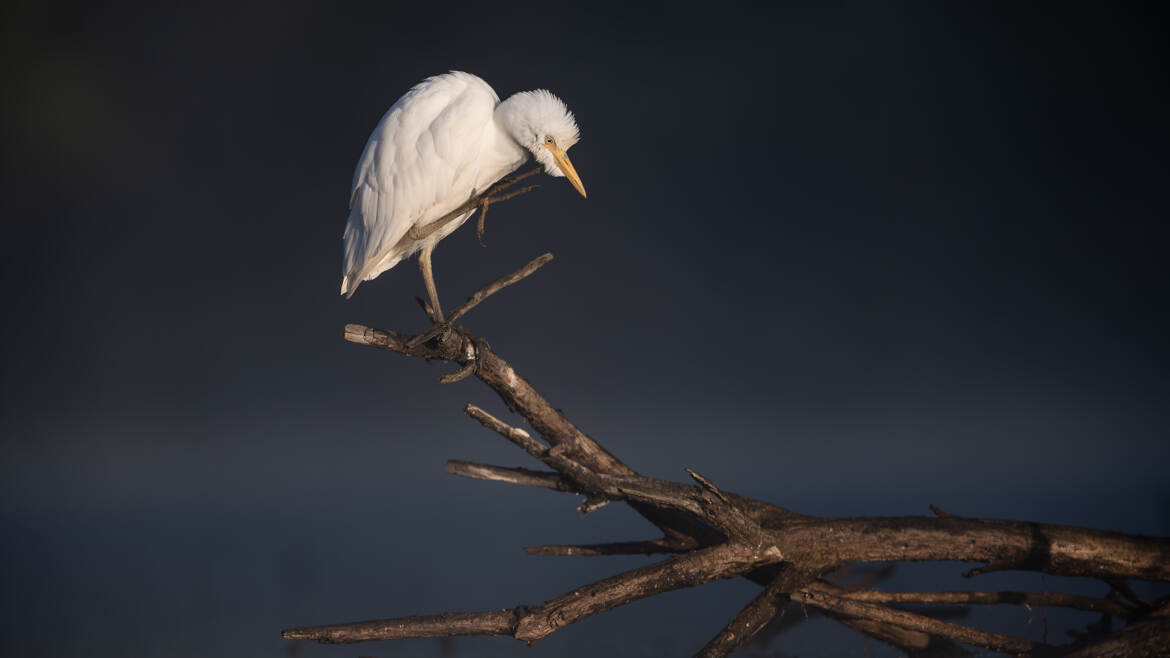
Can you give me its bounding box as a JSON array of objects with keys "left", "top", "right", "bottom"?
[
  {"left": 444, "top": 461, "right": 571, "bottom": 492},
  {"left": 446, "top": 252, "right": 553, "bottom": 326},
  {"left": 406, "top": 253, "right": 554, "bottom": 348},
  {"left": 444, "top": 460, "right": 614, "bottom": 515},
  {"left": 577, "top": 495, "right": 609, "bottom": 515},
  {"left": 283, "top": 610, "right": 518, "bottom": 643},
  {"left": 523, "top": 538, "right": 689, "bottom": 556},
  {"left": 465, "top": 404, "right": 548, "bottom": 458},
  {"left": 792, "top": 584, "right": 1045, "bottom": 655}
]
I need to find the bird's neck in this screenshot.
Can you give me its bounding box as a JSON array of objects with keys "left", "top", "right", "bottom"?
[{"left": 475, "top": 108, "right": 530, "bottom": 190}]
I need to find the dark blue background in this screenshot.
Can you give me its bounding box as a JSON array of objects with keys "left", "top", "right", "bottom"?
[{"left": 2, "top": 2, "right": 1167, "bottom": 656}]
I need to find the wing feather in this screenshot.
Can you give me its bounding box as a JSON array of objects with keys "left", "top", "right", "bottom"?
[{"left": 342, "top": 72, "right": 499, "bottom": 296}]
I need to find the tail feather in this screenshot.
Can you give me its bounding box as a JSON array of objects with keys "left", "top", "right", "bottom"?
[{"left": 341, "top": 273, "right": 360, "bottom": 299}]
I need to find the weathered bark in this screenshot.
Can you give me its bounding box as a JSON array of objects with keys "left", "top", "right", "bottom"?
[{"left": 286, "top": 254, "right": 1170, "bottom": 656}]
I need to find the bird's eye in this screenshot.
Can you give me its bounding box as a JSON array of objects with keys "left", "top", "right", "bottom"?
[{"left": 544, "top": 136, "right": 554, "bottom": 144}]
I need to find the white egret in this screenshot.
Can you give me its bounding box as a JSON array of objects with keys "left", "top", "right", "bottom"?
[{"left": 340, "top": 71, "right": 587, "bottom": 320}]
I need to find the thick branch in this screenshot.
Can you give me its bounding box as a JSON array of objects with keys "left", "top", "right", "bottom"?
[
  {"left": 346, "top": 328, "right": 631, "bottom": 475},
  {"left": 346, "top": 316, "right": 1169, "bottom": 583},
  {"left": 844, "top": 590, "right": 1134, "bottom": 617},
  {"left": 774, "top": 517, "right": 1170, "bottom": 582},
  {"left": 334, "top": 269, "right": 1170, "bottom": 658},
  {"left": 445, "top": 439, "right": 1170, "bottom": 584},
  {"left": 346, "top": 319, "right": 805, "bottom": 543}
]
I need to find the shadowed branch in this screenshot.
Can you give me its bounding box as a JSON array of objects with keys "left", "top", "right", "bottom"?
[{"left": 307, "top": 245, "right": 1170, "bottom": 656}]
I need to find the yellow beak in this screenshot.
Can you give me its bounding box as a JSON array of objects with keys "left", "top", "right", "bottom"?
[{"left": 544, "top": 143, "right": 587, "bottom": 198}]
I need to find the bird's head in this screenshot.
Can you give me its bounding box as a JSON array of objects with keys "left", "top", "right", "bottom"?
[{"left": 498, "top": 89, "right": 586, "bottom": 198}]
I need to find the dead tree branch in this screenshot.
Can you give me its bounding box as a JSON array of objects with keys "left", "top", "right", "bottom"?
[
  {"left": 406, "top": 253, "right": 553, "bottom": 348},
  {"left": 293, "top": 241, "right": 1170, "bottom": 656},
  {"left": 443, "top": 460, "right": 572, "bottom": 492}
]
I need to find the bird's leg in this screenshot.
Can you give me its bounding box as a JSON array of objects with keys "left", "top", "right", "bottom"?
[
  {"left": 489, "top": 166, "right": 541, "bottom": 194},
  {"left": 476, "top": 183, "right": 540, "bottom": 247},
  {"left": 418, "top": 243, "right": 444, "bottom": 323}
]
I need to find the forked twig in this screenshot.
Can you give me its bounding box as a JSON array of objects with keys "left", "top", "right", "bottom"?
[{"left": 406, "top": 253, "right": 553, "bottom": 349}]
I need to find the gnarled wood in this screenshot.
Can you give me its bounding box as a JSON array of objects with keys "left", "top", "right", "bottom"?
[{"left": 298, "top": 250, "right": 1170, "bottom": 657}]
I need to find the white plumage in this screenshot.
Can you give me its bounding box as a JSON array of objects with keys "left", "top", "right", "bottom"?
[{"left": 341, "top": 71, "right": 586, "bottom": 318}]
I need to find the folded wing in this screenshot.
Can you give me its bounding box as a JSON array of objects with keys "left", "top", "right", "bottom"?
[{"left": 342, "top": 71, "right": 499, "bottom": 296}]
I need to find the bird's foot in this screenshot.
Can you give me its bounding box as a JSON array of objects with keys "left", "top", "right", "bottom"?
[
  {"left": 406, "top": 299, "right": 452, "bottom": 349},
  {"left": 405, "top": 321, "right": 452, "bottom": 350},
  {"left": 438, "top": 329, "right": 481, "bottom": 384}
]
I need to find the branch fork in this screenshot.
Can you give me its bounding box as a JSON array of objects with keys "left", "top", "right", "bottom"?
[{"left": 294, "top": 188, "right": 1170, "bottom": 656}]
